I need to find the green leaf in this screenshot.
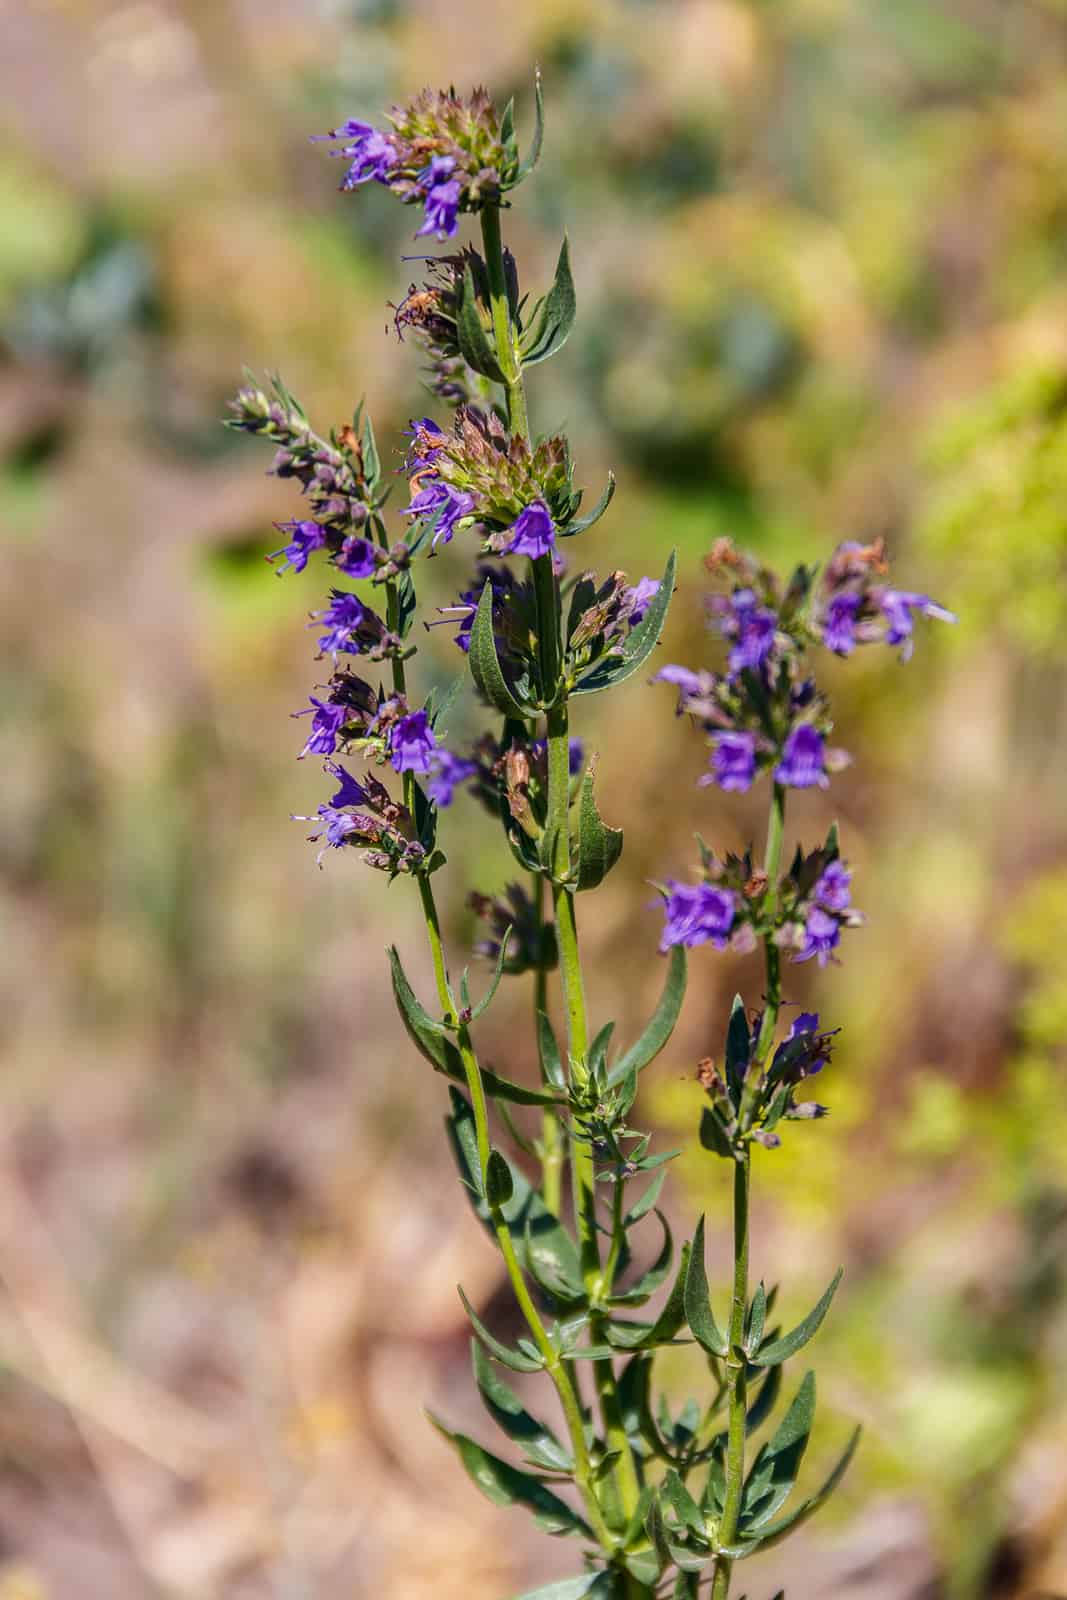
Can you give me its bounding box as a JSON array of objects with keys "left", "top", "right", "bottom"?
[
  {"left": 624, "top": 1169, "right": 666, "bottom": 1225},
  {"left": 537, "top": 1010, "right": 566, "bottom": 1091},
  {"left": 745, "top": 1362, "right": 782, "bottom": 1436},
  {"left": 741, "top": 1372, "right": 816, "bottom": 1530},
  {"left": 515, "top": 69, "right": 545, "bottom": 183},
  {"left": 525, "top": 1211, "right": 587, "bottom": 1305},
  {"left": 359, "top": 406, "right": 380, "bottom": 488},
  {"left": 471, "top": 1341, "right": 572, "bottom": 1471},
  {"left": 480, "top": 1070, "right": 564, "bottom": 1108},
  {"left": 389, "top": 946, "right": 463, "bottom": 1074},
  {"left": 661, "top": 1470, "right": 704, "bottom": 1538},
  {"left": 520, "top": 236, "right": 576, "bottom": 367},
  {"left": 469, "top": 579, "right": 532, "bottom": 718},
  {"left": 745, "top": 1283, "right": 767, "bottom": 1356},
  {"left": 574, "top": 770, "right": 623, "bottom": 892},
  {"left": 685, "top": 1217, "right": 728, "bottom": 1357},
  {"left": 608, "top": 944, "right": 687, "bottom": 1086},
  {"left": 428, "top": 671, "right": 467, "bottom": 742},
  {"left": 751, "top": 1269, "right": 843, "bottom": 1367},
  {"left": 588, "top": 1020, "right": 616, "bottom": 1081},
  {"left": 459, "top": 1287, "right": 543, "bottom": 1372},
  {"left": 510, "top": 1579, "right": 615, "bottom": 1600},
  {"left": 610, "top": 1211, "right": 673, "bottom": 1306},
  {"left": 606, "top": 1240, "right": 691, "bottom": 1350},
  {"left": 429, "top": 1414, "right": 592, "bottom": 1538},
  {"left": 725, "top": 994, "right": 751, "bottom": 1105},
  {"left": 447, "top": 1089, "right": 556, "bottom": 1264},
  {"left": 572, "top": 549, "right": 676, "bottom": 696},
  {"left": 469, "top": 928, "right": 513, "bottom": 1021},
  {"left": 456, "top": 261, "right": 506, "bottom": 381},
  {"left": 560, "top": 472, "right": 616, "bottom": 538},
  {"left": 486, "top": 1149, "right": 514, "bottom": 1208},
  {"left": 723, "top": 1427, "right": 861, "bottom": 1558},
  {"left": 699, "top": 1106, "right": 736, "bottom": 1160}
]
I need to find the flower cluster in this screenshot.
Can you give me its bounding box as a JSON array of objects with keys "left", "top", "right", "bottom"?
[
  {"left": 293, "top": 761, "right": 427, "bottom": 876},
  {"left": 294, "top": 675, "right": 438, "bottom": 776},
  {"left": 698, "top": 1008, "right": 837, "bottom": 1155},
  {"left": 403, "top": 408, "right": 578, "bottom": 556},
  {"left": 318, "top": 87, "right": 524, "bottom": 240},
  {"left": 310, "top": 589, "right": 402, "bottom": 662},
  {"left": 655, "top": 538, "right": 954, "bottom": 795},
  {"left": 393, "top": 250, "right": 509, "bottom": 408}
]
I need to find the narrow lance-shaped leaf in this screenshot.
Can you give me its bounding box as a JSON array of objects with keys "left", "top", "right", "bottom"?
[
  {"left": 459, "top": 1287, "right": 543, "bottom": 1373},
  {"left": 575, "top": 770, "right": 623, "bottom": 891},
  {"left": 741, "top": 1371, "right": 816, "bottom": 1529},
  {"left": 684, "top": 1216, "right": 728, "bottom": 1356},
  {"left": 520, "top": 235, "right": 576, "bottom": 366},
  {"left": 537, "top": 1010, "right": 566, "bottom": 1091},
  {"left": 429, "top": 1414, "right": 592, "bottom": 1538},
  {"left": 468, "top": 927, "right": 512, "bottom": 1021},
  {"left": 608, "top": 944, "right": 687, "bottom": 1085},
  {"left": 745, "top": 1282, "right": 768, "bottom": 1355},
  {"left": 470, "top": 1341, "right": 572, "bottom": 1471},
  {"left": 559, "top": 471, "right": 616, "bottom": 538},
  {"left": 610, "top": 1210, "right": 673, "bottom": 1306},
  {"left": 525, "top": 1210, "right": 587, "bottom": 1305},
  {"left": 750, "top": 1268, "right": 843, "bottom": 1367},
  {"left": 606, "top": 1239, "right": 691, "bottom": 1350},
  {"left": 485, "top": 1149, "right": 514, "bottom": 1208},
  {"left": 721, "top": 1427, "right": 861, "bottom": 1559},
  {"left": 515, "top": 70, "right": 545, "bottom": 183},
  {"left": 572, "top": 549, "right": 677, "bottom": 696},
  {"left": 661, "top": 1469, "right": 704, "bottom": 1538},
  {"left": 469, "top": 579, "right": 534, "bottom": 718},
  {"left": 725, "top": 994, "right": 751, "bottom": 1106},
  {"left": 456, "top": 260, "right": 507, "bottom": 381}
]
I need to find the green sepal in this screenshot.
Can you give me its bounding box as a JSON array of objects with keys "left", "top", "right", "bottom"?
[
  {"left": 486, "top": 1148, "right": 514, "bottom": 1208},
  {"left": 560, "top": 472, "right": 616, "bottom": 538},
  {"left": 456, "top": 260, "right": 507, "bottom": 382},
  {"left": 572, "top": 549, "right": 676, "bottom": 696},
  {"left": 520, "top": 236, "right": 576, "bottom": 366},
  {"left": 606, "top": 1240, "right": 691, "bottom": 1350},
  {"left": 721, "top": 1426, "right": 861, "bottom": 1558},
  {"left": 607, "top": 945, "right": 687, "bottom": 1086},
  {"left": 515, "top": 69, "right": 545, "bottom": 184},
  {"left": 428, "top": 1413, "right": 592, "bottom": 1539},
  {"left": 741, "top": 1371, "right": 816, "bottom": 1530},
  {"left": 459, "top": 1287, "right": 543, "bottom": 1372},
  {"left": 685, "top": 1216, "right": 728, "bottom": 1357},
  {"left": 609, "top": 1210, "right": 673, "bottom": 1306},
  {"left": 471, "top": 1340, "right": 573, "bottom": 1471},
  {"left": 750, "top": 1269, "right": 843, "bottom": 1366},
  {"left": 470, "top": 579, "right": 533, "bottom": 717},
  {"left": 575, "top": 770, "right": 623, "bottom": 891}
]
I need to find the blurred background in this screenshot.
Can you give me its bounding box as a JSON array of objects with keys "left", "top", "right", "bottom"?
[{"left": 2, "top": 0, "right": 1067, "bottom": 1595}]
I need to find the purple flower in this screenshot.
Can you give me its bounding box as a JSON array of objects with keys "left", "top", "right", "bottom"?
[
  {"left": 269, "top": 520, "right": 327, "bottom": 575},
  {"left": 503, "top": 500, "right": 556, "bottom": 559},
  {"left": 319, "top": 120, "right": 398, "bottom": 189},
  {"left": 626, "top": 577, "right": 660, "bottom": 624},
  {"left": 417, "top": 158, "right": 461, "bottom": 240},
  {"left": 336, "top": 536, "right": 378, "bottom": 578},
  {"left": 726, "top": 589, "right": 777, "bottom": 675},
  {"left": 822, "top": 592, "right": 861, "bottom": 656},
  {"left": 295, "top": 696, "right": 348, "bottom": 758},
  {"left": 389, "top": 710, "right": 437, "bottom": 774},
  {"left": 325, "top": 761, "right": 368, "bottom": 809},
  {"left": 789, "top": 1011, "right": 821, "bottom": 1039},
  {"left": 813, "top": 860, "right": 851, "bottom": 912},
  {"left": 314, "top": 593, "right": 366, "bottom": 655},
  {"left": 879, "top": 590, "right": 956, "bottom": 659},
  {"left": 315, "top": 806, "right": 360, "bottom": 848},
  {"left": 658, "top": 881, "right": 737, "bottom": 952},
  {"left": 426, "top": 749, "right": 479, "bottom": 807},
  {"left": 775, "top": 725, "right": 828, "bottom": 789},
  {"left": 779, "top": 1010, "right": 834, "bottom": 1075},
  {"left": 703, "top": 730, "right": 757, "bottom": 793},
  {"left": 795, "top": 906, "right": 840, "bottom": 967},
  {"left": 403, "top": 477, "right": 475, "bottom": 548},
  {"left": 653, "top": 663, "right": 705, "bottom": 697},
  {"left": 530, "top": 736, "right": 584, "bottom": 776}
]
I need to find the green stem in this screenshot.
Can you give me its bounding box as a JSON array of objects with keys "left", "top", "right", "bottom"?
[
  {"left": 533, "top": 872, "right": 565, "bottom": 1215},
  {"left": 715, "top": 784, "right": 786, "bottom": 1600},
  {"left": 479, "top": 204, "right": 529, "bottom": 443},
  {"left": 711, "top": 1150, "right": 751, "bottom": 1600}
]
